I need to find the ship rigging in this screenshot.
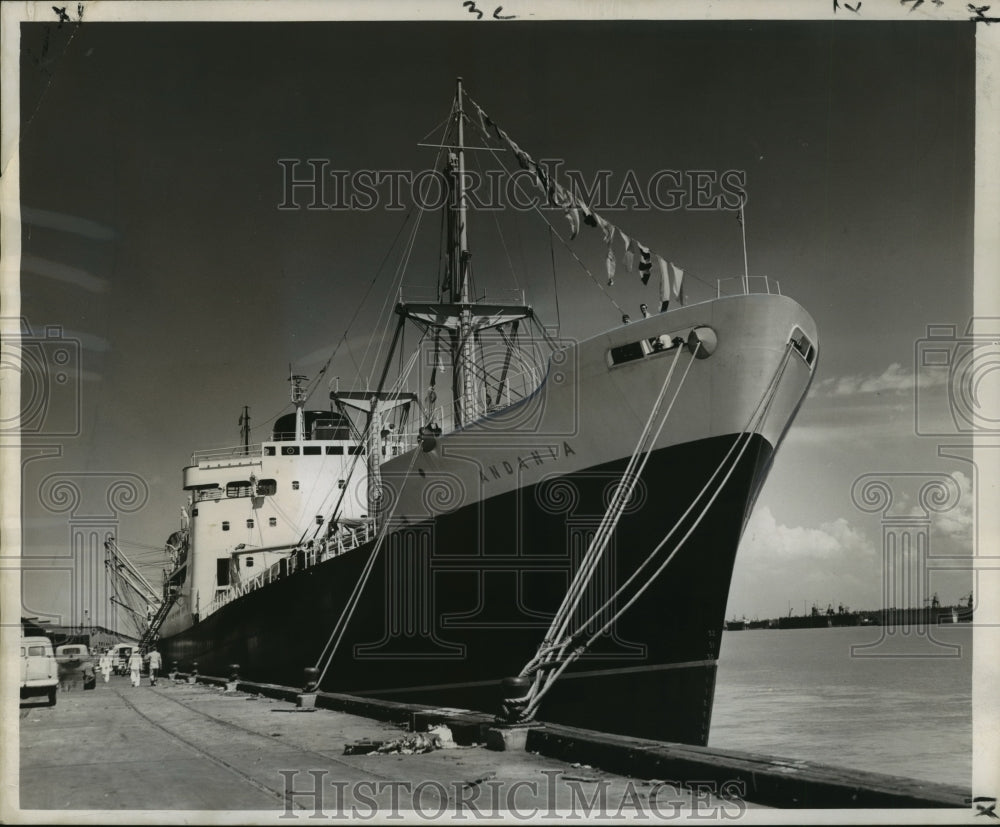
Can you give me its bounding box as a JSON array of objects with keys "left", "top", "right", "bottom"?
[{"left": 113, "top": 79, "right": 818, "bottom": 746}]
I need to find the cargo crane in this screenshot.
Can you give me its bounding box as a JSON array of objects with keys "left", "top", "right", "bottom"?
[{"left": 104, "top": 537, "right": 171, "bottom": 651}]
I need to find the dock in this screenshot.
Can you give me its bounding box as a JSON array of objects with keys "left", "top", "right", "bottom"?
[{"left": 15, "top": 674, "right": 969, "bottom": 817}]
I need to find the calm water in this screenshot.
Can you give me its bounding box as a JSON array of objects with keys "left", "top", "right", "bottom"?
[{"left": 710, "top": 626, "right": 972, "bottom": 788}]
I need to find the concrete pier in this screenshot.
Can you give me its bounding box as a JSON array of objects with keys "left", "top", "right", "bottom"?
[
  {"left": 14, "top": 674, "right": 969, "bottom": 817},
  {"left": 16, "top": 676, "right": 746, "bottom": 817}
]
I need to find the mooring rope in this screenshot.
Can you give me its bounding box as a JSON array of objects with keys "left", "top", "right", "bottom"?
[
  {"left": 525, "top": 342, "right": 693, "bottom": 676},
  {"left": 513, "top": 341, "right": 795, "bottom": 721},
  {"left": 312, "top": 448, "right": 422, "bottom": 686}
]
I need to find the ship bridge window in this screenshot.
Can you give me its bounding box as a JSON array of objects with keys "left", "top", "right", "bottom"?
[
  {"left": 789, "top": 327, "right": 816, "bottom": 367},
  {"left": 313, "top": 419, "right": 351, "bottom": 440},
  {"left": 304, "top": 446, "right": 321, "bottom": 456},
  {"left": 348, "top": 445, "right": 364, "bottom": 455},
  {"left": 274, "top": 410, "right": 350, "bottom": 441},
  {"left": 281, "top": 445, "right": 300, "bottom": 456},
  {"left": 325, "top": 446, "right": 344, "bottom": 455},
  {"left": 264, "top": 446, "right": 276, "bottom": 456},
  {"left": 226, "top": 481, "right": 253, "bottom": 498}
]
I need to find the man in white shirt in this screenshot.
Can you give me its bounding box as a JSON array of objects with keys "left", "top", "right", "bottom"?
[
  {"left": 128, "top": 649, "right": 142, "bottom": 688},
  {"left": 147, "top": 647, "right": 163, "bottom": 687}
]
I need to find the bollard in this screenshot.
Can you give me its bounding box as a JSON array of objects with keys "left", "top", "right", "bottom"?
[
  {"left": 486, "top": 676, "right": 539, "bottom": 751},
  {"left": 225, "top": 663, "right": 240, "bottom": 693},
  {"left": 297, "top": 666, "right": 320, "bottom": 709},
  {"left": 187, "top": 662, "right": 199, "bottom": 685},
  {"left": 496, "top": 675, "right": 532, "bottom": 724}
]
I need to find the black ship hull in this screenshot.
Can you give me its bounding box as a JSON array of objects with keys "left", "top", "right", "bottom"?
[{"left": 160, "top": 431, "right": 773, "bottom": 746}]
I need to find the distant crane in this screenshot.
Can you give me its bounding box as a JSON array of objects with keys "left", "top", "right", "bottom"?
[{"left": 104, "top": 537, "right": 169, "bottom": 651}]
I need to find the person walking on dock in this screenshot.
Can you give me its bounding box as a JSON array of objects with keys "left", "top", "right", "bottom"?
[
  {"left": 147, "top": 646, "right": 162, "bottom": 687},
  {"left": 99, "top": 650, "right": 112, "bottom": 683},
  {"left": 128, "top": 649, "right": 143, "bottom": 688}
]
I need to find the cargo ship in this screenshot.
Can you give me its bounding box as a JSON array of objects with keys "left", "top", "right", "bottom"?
[{"left": 139, "top": 81, "right": 818, "bottom": 746}]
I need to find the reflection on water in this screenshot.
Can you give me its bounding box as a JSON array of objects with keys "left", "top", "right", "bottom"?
[{"left": 709, "top": 626, "right": 972, "bottom": 788}]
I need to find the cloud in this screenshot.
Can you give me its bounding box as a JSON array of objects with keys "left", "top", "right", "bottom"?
[
  {"left": 59, "top": 329, "right": 111, "bottom": 353},
  {"left": 728, "top": 506, "right": 882, "bottom": 616},
  {"left": 21, "top": 206, "right": 118, "bottom": 241},
  {"left": 888, "top": 471, "right": 974, "bottom": 542},
  {"left": 809, "top": 362, "right": 925, "bottom": 398},
  {"left": 22, "top": 255, "right": 109, "bottom": 293},
  {"left": 928, "top": 470, "right": 974, "bottom": 540},
  {"left": 730, "top": 478, "right": 976, "bottom": 618},
  {"left": 808, "top": 359, "right": 956, "bottom": 400},
  {"left": 740, "top": 506, "right": 875, "bottom": 561},
  {"left": 783, "top": 408, "right": 910, "bottom": 444}
]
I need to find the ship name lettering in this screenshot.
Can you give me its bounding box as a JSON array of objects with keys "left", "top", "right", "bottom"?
[{"left": 479, "top": 442, "right": 576, "bottom": 483}]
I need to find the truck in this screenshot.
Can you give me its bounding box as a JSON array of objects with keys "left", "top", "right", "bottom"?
[
  {"left": 107, "top": 643, "right": 135, "bottom": 676},
  {"left": 55, "top": 643, "right": 97, "bottom": 690},
  {"left": 20, "top": 636, "right": 58, "bottom": 706}
]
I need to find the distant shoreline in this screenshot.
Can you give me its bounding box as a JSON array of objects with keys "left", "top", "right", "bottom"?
[{"left": 725, "top": 602, "right": 974, "bottom": 630}]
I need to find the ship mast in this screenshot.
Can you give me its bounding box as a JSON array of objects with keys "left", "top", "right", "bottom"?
[
  {"left": 290, "top": 372, "right": 307, "bottom": 440},
  {"left": 392, "top": 79, "right": 534, "bottom": 435},
  {"left": 239, "top": 405, "right": 251, "bottom": 454},
  {"left": 451, "top": 77, "right": 476, "bottom": 428}
]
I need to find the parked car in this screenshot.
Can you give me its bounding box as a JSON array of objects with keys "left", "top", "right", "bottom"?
[
  {"left": 21, "top": 636, "right": 58, "bottom": 706},
  {"left": 55, "top": 643, "right": 96, "bottom": 690}
]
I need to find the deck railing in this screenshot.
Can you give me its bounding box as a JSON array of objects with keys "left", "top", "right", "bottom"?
[
  {"left": 190, "top": 444, "right": 263, "bottom": 465},
  {"left": 205, "top": 521, "right": 376, "bottom": 617},
  {"left": 715, "top": 275, "right": 782, "bottom": 298}
]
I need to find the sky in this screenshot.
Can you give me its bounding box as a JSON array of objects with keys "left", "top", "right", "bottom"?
[{"left": 11, "top": 14, "right": 981, "bottom": 628}]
